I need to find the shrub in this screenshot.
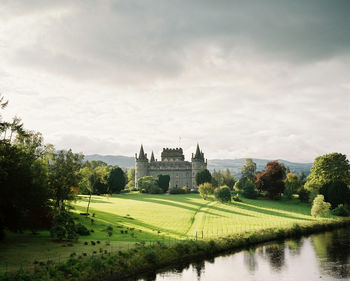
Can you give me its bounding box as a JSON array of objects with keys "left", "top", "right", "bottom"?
[
  {"left": 214, "top": 185, "right": 231, "bottom": 202},
  {"left": 331, "top": 204, "right": 350, "bottom": 217},
  {"left": 232, "top": 194, "right": 242, "bottom": 202},
  {"left": 50, "top": 209, "right": 78, "bottom": 241},
  {"left": 311, "top": 195, "right": 331, "bottom": 217},
  {"left": 76, "top": 223, "right": 90, "bottom": 236},
  {"left": 144, "top": 249, "right": 158, "bottom": 264},
  {"left": 169, "top": 187, "right": 186, "bottom": 194},
  {"left": 242, "top": 180, "right": 258, "bottom": 199},
  {"left": 298, "top": 188, "right": 310, "bottom": 203},
  {"left": 198, "top": 182, "right": 214, "bottom": 200},
  {"left": 319, "top": 181, "right": 350, "bottom": 208},
  {"left": 138, "top": 176, "right": 163, "bottom": 194}
]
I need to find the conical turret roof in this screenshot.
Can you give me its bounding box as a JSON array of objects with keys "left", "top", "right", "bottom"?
[
  {"left": 150, "top": 151, "right": 155, "bottom": 162},
  {"left": 194, "top": 143, "right": 202, "bottom": 159},
  {"left": 138, "top": 144, "right": 148, "bottom": 160}
]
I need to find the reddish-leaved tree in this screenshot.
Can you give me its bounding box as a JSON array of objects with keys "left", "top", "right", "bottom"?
[{"left": 255, "top": 161, "right": 286, "bottom": 200}]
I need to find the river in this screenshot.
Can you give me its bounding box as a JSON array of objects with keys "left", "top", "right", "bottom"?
[{"left": 134, "top": 228, "right": 350, "bottom": 281}]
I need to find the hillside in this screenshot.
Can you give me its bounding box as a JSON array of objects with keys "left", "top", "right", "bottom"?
[{"left": 84, "top": 154, "right": 312, "bottom": 175}]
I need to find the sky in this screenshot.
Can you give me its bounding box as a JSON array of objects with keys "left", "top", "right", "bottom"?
[{"left": 1, "top": 0, "right": 350, "bottom": 163}]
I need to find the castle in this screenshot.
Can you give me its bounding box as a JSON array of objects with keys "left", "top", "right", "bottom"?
[{"left": 135, "top": 144, "right": 207, "bottom": 189}]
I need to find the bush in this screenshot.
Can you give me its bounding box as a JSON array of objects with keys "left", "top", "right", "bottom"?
[
  {"left": 298, "top": 188, "right": 310, "bottom": 203},
  {"left": 198, "top": 183, "right": 214, "bottom": 200},
  {"left": 76, "top": 223, "right": 90, "bottom": 236},
  {"left": 331, "top": 204, "right": 350, "bottom": 217},
  {"left": 144, "top": 249, "right": 158, "bottom": 264},
  {"left": 214, "top": 185, "right": 231, "bottom": 202},
  {"left": 319, "top": 181, "right": 350, "bottom": 208},
  {"left": 232, "top": 194, "right": 242, "bottom": 202},
  {"left": 169, "top": 187, "right": 186, "bottom": 194},
  {"left": 138, "top": 176, "right": 163, "bottom": 194},
  {"left": 50, "top": 209, "right": 78, "bottom": 241},
  {"left": 311, "top": 195, "right": 331, "bottom": 217},
  {"left": 242, "top": 180, "right": 258, "bottom": 199}
]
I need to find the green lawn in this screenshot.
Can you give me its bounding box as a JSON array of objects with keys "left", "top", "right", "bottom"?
[{"left": 0, "top": 193, "right": 331, "bottom": 272}]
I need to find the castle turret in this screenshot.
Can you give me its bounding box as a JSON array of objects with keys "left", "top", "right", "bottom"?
[
  {"left": 135, "top": 144, "right": 149, "bottom": 188},
  {"left": 150, "top": 151, "right": 155, "bottom": 162},
  {"left": 191, "top": 144, "right": 207, "bottom": 189}
]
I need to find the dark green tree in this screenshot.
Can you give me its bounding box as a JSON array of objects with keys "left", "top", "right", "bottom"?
[
  {"left": 157, "top": 174, "right": 170, "bottom": 192},
  {"left": 214, "top": 185, "right": 231, "bottom": 202},
  {"left": 48, "top": 149, "right": 83, "bottom": 212},
  {"left": 108, "top": 166, "right": 126, "bottom": 194},
  {"left": 138, "top": 176, "right": 162, "bottom": 194},
  {"left": 319, "top": 181, "right": 350, "bottom": 208},
  {"left": 241, "top": 158, "right": 257, "bottom": 181},
  {"left": 195, "top": 169, "right": 212, "bottom": 186}
]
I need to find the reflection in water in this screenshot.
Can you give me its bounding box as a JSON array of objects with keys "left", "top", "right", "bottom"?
[
  {"left": 135, "top": 228, "right": 350, "bottom": 281},
  {"left": 312, "top": 229, "right": 350, "bottom": 279}
]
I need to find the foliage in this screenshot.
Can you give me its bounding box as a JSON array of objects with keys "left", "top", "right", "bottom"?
[
  {"left": 90, "top": 165, "right": 109, "bottom": 194},
  {"left": 169, "top": 186, "right": 190, "bottom": 194},
  {"left": 108, "top": 166, "right": 126, "bottom": 194},
  {"left": 195, "top": 169, "right": 212, "bottom": 186},
  {"left": 78, "top": 167, "right": 93, "bottom": 195},
  {"left": 0, "top": 98, "right": 53, "bottom": 236},
  {"left": 48, "top": 149, "right": 83, "bottom": 212},
  {"left": 255, "top": 161, "right": 286, "bottom": 200},
  {"left": 298, "top": 188, "right": 310, "bottom": 203},
  {"left": 305, "top": 153, "right": 350, "bottom": 191},
  {"left": 234, "top": 177, "right": 247, "bottom": 191},
  {"left": 214, "top": 185, "right": 231, "bottom": 202},
  {"left": 198, "top": 182, "right": 214, "bottom": 200},
  {"left": 319, "top": 181, "right": 350, "bottom": 208},
  {"left": 88, "top": 160, "right": 107, "bottom": 169},
  {"left": 211, "top": 169, "right": 223, "bottom": 187},
  {"left": 76, "top": 223, "right": 90, "bottom": 236},
  {"left": 242, "top": 180, "right": 258, "bottom": 199},
  {"left": 284, "top": 173, "right": 301, "bottom": 199},
  {"left": 232, "top": 194, "right": 242, "bottom": 202},
  {"left": 311, "top": 195, "right": 331, "bottom": 217},
  {"left": 138, "top": 176, "right": 163, "bottom": 194},
  {"left": 50, "top": 209, "right": 78, "bottom": 241},
  {"left": 241, "top": 158, "right": 257, "bottom": 181},
  {"left": 331, "top": 204, "right": 350, "bottom": 217},
  {"left": 157, "top": 174, "right": 170, "bottom": 193},
  {"left": 126, "top": 168, "right": 135, "bottom": 189}
]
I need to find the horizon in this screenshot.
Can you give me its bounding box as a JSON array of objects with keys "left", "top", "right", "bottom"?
[{"left": 1, "top": 1, "right": 350, "bottom": 162}]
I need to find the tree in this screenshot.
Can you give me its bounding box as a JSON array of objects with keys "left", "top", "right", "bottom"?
[
  {"left": 157, "top": 175, "right": 170, "bottom": 193},
  {"left": 255, "top": 161, "right": 286, "bottom": 200},
  {"left": 89, "top": 160, "right": 107, "bottom": 169},
  {"left": 305, "top": 153, "right": 350, "bottom": 192},
  {"left": 108, "top": 166, "right": 126, "bottom": 194},
  {"left": 48, "top": 149, "right": 83, "bottom": 212},
  {"left": 223, "top": 169, "right": 236, "bottom": 189},
  {"left": 90, "top": 165, "right": 109, "bottom": 194},
  {"left": 211, "top": 169, "right": 224, "bottom": 187},
  {"left": 299, "top": 170, "right": 307, "bottom": 186},
  {"left": 319, "top": 181, "right": 350, "bottom": 208},
  {"left": 311, "top": 195, "right": 331, "bottom": 217},
  {"left": 138, "top": 176, "right": 162, "bottom": 194},
  {"left": 242, "top": 179, "right": 259, "bottom": 199},
  {"left": 198, "top": 182, "right": 214, "bottom": 200},
  {"left": 126, "top": 168, "right": 136, "bottom": 189},
  {"left": 195, "top": 169, "right": 212, "bottom": 186},
  {"left": 284, "top": 173, "right": 301, "bottom": 199},
  {"left": 214, "top": 185, "right": 231, "bottom": 202},
  {"left": 241, "top": 158, "right": 257, "bottom": 181}
]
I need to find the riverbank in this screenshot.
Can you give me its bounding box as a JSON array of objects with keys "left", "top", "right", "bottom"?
[{"left": 1, "top": 218, "right": 349, "bottom": 281}]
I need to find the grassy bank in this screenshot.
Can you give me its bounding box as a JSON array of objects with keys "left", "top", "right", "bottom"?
[
  {"left": 1, "top": 218, "right": 349, "bottom": 281},
  {"left": 0, "top": 193, "right": 335, "bottom": 271}
]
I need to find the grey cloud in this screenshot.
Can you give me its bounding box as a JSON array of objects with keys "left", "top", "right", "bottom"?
[{"left": 3, "top": 0, "right": 350, "bottom": 83}]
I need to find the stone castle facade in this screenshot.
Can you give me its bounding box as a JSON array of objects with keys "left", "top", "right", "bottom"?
[{"left": 135, "top": 144, "right": 207, "bottom": 189}]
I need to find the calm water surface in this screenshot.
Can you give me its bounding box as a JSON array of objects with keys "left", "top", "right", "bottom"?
[{"left": 135, "top": 228, "right": 350, "bottom": 281}]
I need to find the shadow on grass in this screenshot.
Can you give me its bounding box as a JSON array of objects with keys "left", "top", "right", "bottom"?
[
  {"left": 233, "top": 202, "right": 315, "bottom": 222},
  {"left": 118, "top": 195, "right": 255, "bottom": 218},
  {"left": 77, "top": 197, "right": 113, "bottom": 204}
]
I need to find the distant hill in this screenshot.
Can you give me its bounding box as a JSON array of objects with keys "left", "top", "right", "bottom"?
[
  {"left": 84, "top": 154, "right": 312, "bottom": 176},
  {"left": 208, "top": 158, "right": 312, "bottom": 176}
]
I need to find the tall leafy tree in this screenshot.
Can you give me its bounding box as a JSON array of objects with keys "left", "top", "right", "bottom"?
[
  {"left": 126, "top": 167, "right": 135, "bottom": 189},
  {"left": 241, "top": 158, "right": 257, "bottom": 181},
  {"left": 223, "top": 168, "right": 236, "bottom": 189},
  {"left": 284, "top": 173, "right": 301, "bottom": 199},
  {"left": 305, "top": 153, "right": 350, "bottom": 191},
  {"left": 108, "top": 166, "right": 126, "bottom": 193},
  {"left": 211, "top": 169, "right": 224, "bottom": 187},
  {"left": 48, "top": 149, "right": 83, "bottom": 212},
  {"left": 157, "top": 174, "right": 170, "bottom": 192},
  {"left": 195, "top": 169, "right": 212, "bottom": 186}
]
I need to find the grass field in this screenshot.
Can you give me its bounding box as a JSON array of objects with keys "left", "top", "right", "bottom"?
[{"left": 0, "top": 192, "right": 332, "bottom": 272}]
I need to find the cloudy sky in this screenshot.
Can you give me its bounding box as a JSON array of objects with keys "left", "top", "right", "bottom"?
[{"left": 1, "top": 0, "right": 349, "bottom": 162}]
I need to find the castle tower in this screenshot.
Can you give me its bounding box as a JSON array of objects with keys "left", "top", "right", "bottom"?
[
  {"left": 135, "top": 144, "right": 149, "bottom": 187},
  {"left": 150, "top": 151, "right": 155, "bottom": 162},
  {"left": 191, "top": 144, "right": 207, "bottom": 189}
]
